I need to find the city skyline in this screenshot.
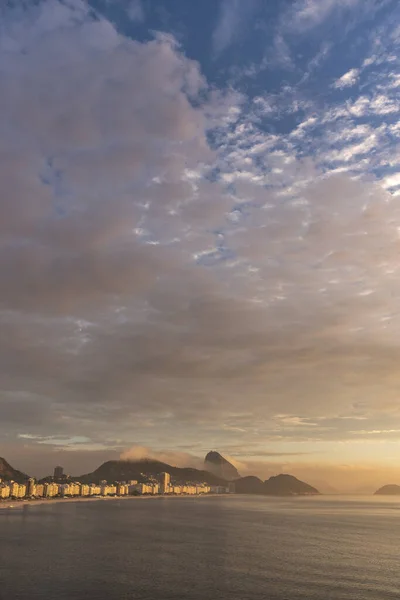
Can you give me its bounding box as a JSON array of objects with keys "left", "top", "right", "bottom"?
[
  {"left": 1, "top": 0, "right": 400, "bottom": 493},
  {"left": 0, "top": 469, "right": 218, "bottom": 501}
]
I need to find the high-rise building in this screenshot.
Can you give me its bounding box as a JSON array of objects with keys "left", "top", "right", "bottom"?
[
  {"left": 10, "top": 482, "right": 26, "bottom": 498},
  {"left": 54, "top": 466, "right": 64, "bottom": 480},
  {"left": 27, "top": 478, "right": 36, "bottom": 497},
  {"left": 35, "top": 484, "right": 45, "bottom": 498},
  {"left": 159, "top": 472, "right": 170, "bottom": 494}
]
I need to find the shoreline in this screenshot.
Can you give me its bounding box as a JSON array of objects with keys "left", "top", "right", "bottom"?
[{"left": 0, "top": 493, "right": 228, "bottom": 510}]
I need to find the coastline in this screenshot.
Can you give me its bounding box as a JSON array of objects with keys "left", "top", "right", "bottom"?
[{"left": 0, "top": 493, "right": 226, "bottom": 510}]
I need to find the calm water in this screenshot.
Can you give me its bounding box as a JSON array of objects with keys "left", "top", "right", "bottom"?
[{"left": 1, "top": 495, "right": 400, "bottom": 600}]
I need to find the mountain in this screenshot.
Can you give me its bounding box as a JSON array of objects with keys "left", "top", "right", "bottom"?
[
  {"left": 234, "top": 476, "right": 264, "bottom": 494},
  {"left": 204, "top": 451, "right": 240, "bottom": 481},
  {"left": 374, "top": 484, "right": 400, "bottom": 495},
  {"left": 0, "top": 457, "right": 29, "bottom": 483},
  {"left": 77, "top": 458, "right": 318, "bottom": 495},
  {"left": 263, "top": 474, "right": 319, "bottom": 496},
  {"left": 235, "top": 473, "right": 319, "bottom": 496},
  {"left": 78, "top": 459, "right": 227, "bottom": 485}
]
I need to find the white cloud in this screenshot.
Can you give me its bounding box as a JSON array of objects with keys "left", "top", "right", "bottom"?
[
  {"left": 382, "top": 172, "right": 400, "bottom": 189},
  {"left": 362, "top": 56, "right": 376, "bottom": 68},
  {"left": 371, "top": 94, "right": 399, "bottom": 115},
  {"left": 388, "top": 74, "right": 400, "bottom": 88},
  {"left": 324, "top": 134, "right": 379, "bottom": 163},
  {"left": 290, "top": 116, "right": 318, "bottom": 138},
  {"left": 333, "top": 67, "right": 360, "bottom": 89},
  {"left": 288, "top": 0, "right": 362, "bottom": 31}
]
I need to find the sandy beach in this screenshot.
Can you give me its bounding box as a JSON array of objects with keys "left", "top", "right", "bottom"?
[{"left": 0, "top": 493, "right": 219, "bottom": 510}]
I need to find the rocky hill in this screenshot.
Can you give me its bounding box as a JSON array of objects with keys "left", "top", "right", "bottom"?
[
  {"left": 235, "top": 475, "right": 264, "bottom": 494},
  {"left": 374, "top": 484, "right": 400, "bottom": 495},
  {"left": 78, "top": 459, "right": 227, "bottom": 485},
  {"left": 0, "top": 457, "right": 29, "bottom": 483},
  {"left": 204, "top": 451, "right": 240, "bottom": 481},
  {"left": 1, "top": 452, "right": 318, "bottom": 496},
  {"left": 264, "top": 474, "right": 319, "bottom": 495},
  {"left": 235, "top": 473, "right": 319, "bottom": 496}
]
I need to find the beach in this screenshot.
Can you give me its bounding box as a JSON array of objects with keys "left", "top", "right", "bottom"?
[{"left": 0, "top": 493, "right": 219, "bottom": 510}]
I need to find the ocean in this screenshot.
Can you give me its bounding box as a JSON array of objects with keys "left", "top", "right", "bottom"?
[{"left": 1, "top": 495, "right": 400, "bottom": 599}]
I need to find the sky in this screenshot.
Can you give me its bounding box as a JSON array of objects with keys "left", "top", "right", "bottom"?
[{"left": 1, "top": 0, "right": 400, "bottom": 491}]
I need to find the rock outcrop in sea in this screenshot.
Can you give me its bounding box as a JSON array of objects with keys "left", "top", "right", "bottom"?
[{"left": 374, "top": 484, "right": 400, "bottom": 495}]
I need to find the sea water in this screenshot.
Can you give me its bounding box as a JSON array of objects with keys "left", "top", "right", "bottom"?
[{"left": 1, "top": 495, "right": 400, "bottom": 600}]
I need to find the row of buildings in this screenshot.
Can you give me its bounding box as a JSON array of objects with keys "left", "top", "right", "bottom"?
[{"left": 0, "top": 472, "right": 232, "bottom": 500}]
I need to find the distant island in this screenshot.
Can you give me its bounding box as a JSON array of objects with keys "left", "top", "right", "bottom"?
[
  {"left": 0, "top": 451, "right": 320, "bottom": 502},
  {"left": 374, "top": 485, "right": 400, "bottom": 495},
  {"left": 235, "top": 474, "right": 319, "bottom": 496}
]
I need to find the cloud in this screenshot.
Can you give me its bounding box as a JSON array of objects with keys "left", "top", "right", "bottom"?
[
  {"left": 286, "top": 0, "right": 383, "bottom": 32},
  {"left": 382, "top": 172, "right": 400, "bottom": 190},
  {"left": 269, "top": 34, "right": 294, "bottom": 70},
  {"left": 120, "top": 445, "right": 204, "bottom": 469},
  {"left": 2, "top": 0, "right": 400, "bottom": 484},
  {"left": 127, "top": 0, "right": 145, "bottom": 22},
  {"left": 212, "top": 0, "right": 257, "bottom": 56},
  {"left": 333, "top": 67, "right": 360, "bottom": 89}
]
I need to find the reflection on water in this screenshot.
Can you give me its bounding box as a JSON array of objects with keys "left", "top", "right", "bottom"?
[{"left": 1, "top": 495, "right": 400, "bottom": 600}]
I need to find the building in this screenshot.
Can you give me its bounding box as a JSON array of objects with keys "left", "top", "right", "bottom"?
[
  {"left": 54, "top": 466, "right": 64, "bottom": 480},
  {"left": 35, "top": 484, "right": 45, "bottom": 498},
  {"left": 159, "top": 472, "right": 171, "bottom": 494},
  {"left": 10, "top": 482, "right": 26, "bottom": 498},
  {"left": 27, "top": 478, "right": 36, "bottom": 497},
  {"left": 101, "top": 484, "right": 117, "bottom": 496},
  {"left": 44, "top": 482, "right": 59, "bottom": 497},
  {"left": 80, "top": 484, "right": 90, "bottom": 497},
  {"left": 117, "top": 483, "right": 129, "bottom": 496},
  {"left": 210, "top": 485, "right": 231, "bottom": 494},
  {"left": 0, "top": 484, "right": 11, "bottom": 499},
  {"left": 89, "top": 484, "right": 101, "bottom": 496},
  {"left": 60, "top": 483, "right": 80, "bottom": 497},
  {"left": 196, "top": 484, "right": 210, "bottom": 494}
]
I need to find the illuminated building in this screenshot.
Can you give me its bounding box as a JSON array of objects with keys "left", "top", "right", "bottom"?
[
  {"left": 117, "top": 483, "right": 129, "bottom": 496},
  {"left": 101, "top": 484, "right": 117, "bottom": 496},
  {"left": 35, "top": 484, "right": 45, "bottom": 497},
  {"left": 0, "top": 484, "right": 11, "bottom": 498},
  {"left": 10, "top": 482, "right": 26, "bottom": 498},
  {"left": 80, "top": 484, "right": 90, "bottom": 496},
  {"left": 159, "top": 472, "right": 171, "bottom": 494},
  {"left": 89, "top": 485, "right": 101, "bottom": 496},
  {"left": 44, "top": 482, "right": 59, "bottom": 497}
]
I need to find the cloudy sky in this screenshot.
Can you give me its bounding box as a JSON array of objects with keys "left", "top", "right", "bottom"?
[{"left": 1, "top": 0, "right": 400, "bottom": 490}]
